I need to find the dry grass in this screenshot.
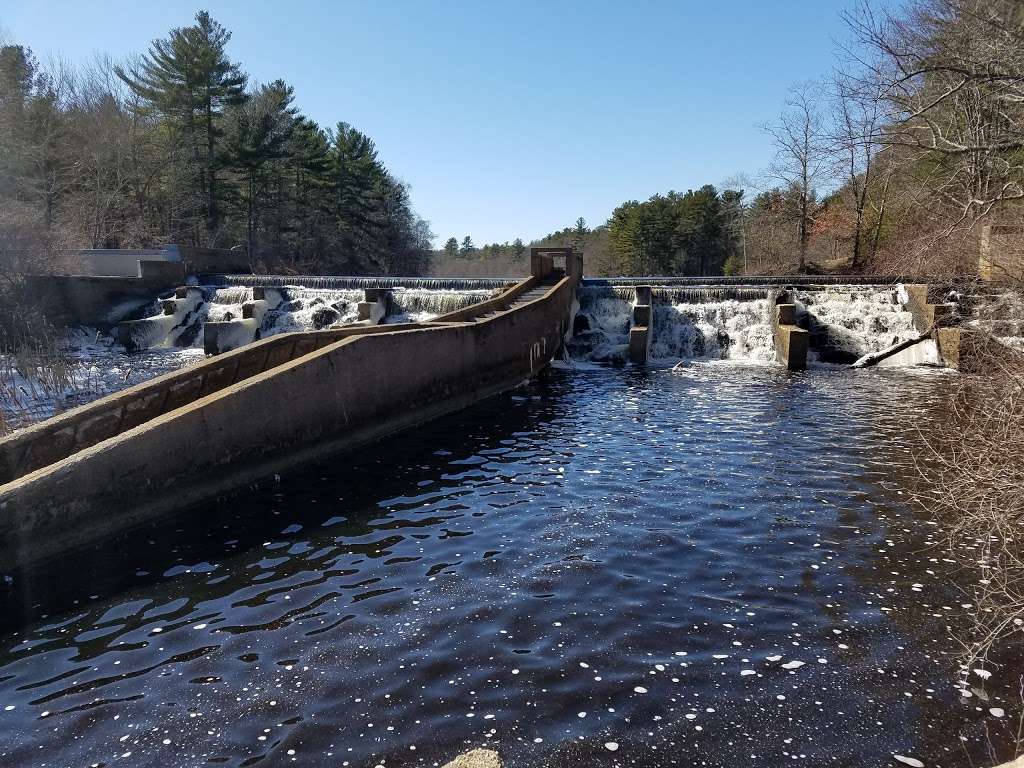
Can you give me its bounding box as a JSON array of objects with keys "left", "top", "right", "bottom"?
[{"left": 0, "top": 321, "right": 103, "bottom": 434}]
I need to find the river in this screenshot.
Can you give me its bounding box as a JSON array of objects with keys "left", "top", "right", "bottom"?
[{"left": 0, "top": 364, "right": 1016, "bottom": 767}]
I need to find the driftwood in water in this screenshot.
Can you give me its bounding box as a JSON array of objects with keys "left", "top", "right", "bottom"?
[{"left": 853, "top": 326, "right": 934, "bottom": 368}]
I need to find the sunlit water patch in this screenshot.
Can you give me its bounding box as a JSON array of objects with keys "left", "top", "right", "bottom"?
[{"left": 0, "top": 366, "right": 1016, "bottom": 767}]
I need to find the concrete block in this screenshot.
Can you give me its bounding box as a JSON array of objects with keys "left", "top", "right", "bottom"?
[
  {"left": 629, "top": 326, "right": 650, "bottom": 364},
  {"left": 773, "top": 304, "right": 807, "bottom": 371}
]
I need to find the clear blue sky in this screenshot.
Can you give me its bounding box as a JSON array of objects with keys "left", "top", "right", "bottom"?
[{"left": 3, "top": 0, "right": 859, "bottom": 245}]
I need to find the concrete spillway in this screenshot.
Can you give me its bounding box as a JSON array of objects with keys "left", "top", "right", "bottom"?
[{"left": 0, "top": 250, "right": 581, "bottom": 571}]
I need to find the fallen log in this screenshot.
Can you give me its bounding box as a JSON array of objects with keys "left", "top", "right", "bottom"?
[{"left": 853, "top": 326, "right": 934, "bottom": 368}]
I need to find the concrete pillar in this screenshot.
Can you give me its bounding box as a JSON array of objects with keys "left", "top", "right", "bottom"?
[
  {"left": 357, "top": 288, "right": 391, "bottom": 325},
  {"left": 773, "top": 303, "right": 808, "bottom": 371},
  {"left": 204, "top": 288, "right": 285, "bottom": 355},
  {"left": 628, "top": 285, "right": 653, "bottom": 365}
]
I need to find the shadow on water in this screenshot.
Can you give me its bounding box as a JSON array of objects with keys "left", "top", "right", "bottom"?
[{"left": 0, "top": 367, "right": 578, "bottom": 630}]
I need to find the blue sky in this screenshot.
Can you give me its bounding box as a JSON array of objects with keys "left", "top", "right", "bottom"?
[{"left": 3, "top": 1, "right": 858, "bottom": 245}]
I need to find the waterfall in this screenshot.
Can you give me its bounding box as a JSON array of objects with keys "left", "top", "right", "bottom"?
[
  {"left": 385, "top": 288, "right": 495, "bottom": 323},
  {"left": 260, "top": 287, "right": 364, "bottom": 333},
  {"left": 650, "top": 298, "right": 774, "bottom": 362},
  {"left": 203, "top": 274, "right": 517, "bottom": 291},
  {"left": 565, "top": 285, "right": 633, "bottom": 363},
  {"left": 794, "top": 286, "right": 917, "bottom": 363},
  {"left": 567, "top": 285, "right": 774, "bottom": 364}
]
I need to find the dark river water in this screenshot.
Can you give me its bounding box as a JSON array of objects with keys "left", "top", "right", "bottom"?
[{"left": 0, "top": 365, "right": 1018, "bottom": 768}]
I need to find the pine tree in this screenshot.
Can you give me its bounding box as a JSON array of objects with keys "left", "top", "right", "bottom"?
[
  {"left": 285, "top": 117, "right": 332, "bottom": 267},
  {"left": 444, "top": 237, "right": 459, "bottom": 257},
  {"left": 116, "top": 11, "right": 246, "bottom": 240},
  {"left": 224, "top": 80, "right": 298, "bottom": 257},
  {"left": 460, "top": 235, "right": 475, "bottom": 256}
]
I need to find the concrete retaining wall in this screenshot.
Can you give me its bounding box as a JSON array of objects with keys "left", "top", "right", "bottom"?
[
  {"left": 63, "top": 249, "right": 174, "bottom": 277},
  {"left": 27, "top": 260, "right": 188, "bottom": 326},
  {"left": 903, "top": 284, "right": 954, "bottom": 333},
  {"left": 0, "top": 277, "right": 576, "bottom": 569},
  {"left": 934, "top": 327, "right": 1024, "bottom": 374}
]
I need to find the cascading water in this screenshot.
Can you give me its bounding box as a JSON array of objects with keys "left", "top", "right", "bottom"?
[
  {"left": 565, "top": 286, "right": 633, "bottom": 363},
  {"left": 794, "top": 286, "right": 918, "bottom": 363},
  {"left": 568, "top": 285, "right": 774, "bottom": 364},
  {"left": 650, "top": 294, "right": 775, "bottom": 362},
  {"left": 385, "top": 288, "right": 495, "bottom": 323},
  {"left": 260, "top": 287, "right": 364, "bottom": 332}
]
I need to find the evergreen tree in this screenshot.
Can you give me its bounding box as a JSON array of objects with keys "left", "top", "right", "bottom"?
[
  {"left": 330, "top": 121, "right": 386, "bottom": 271},
  {"left": 512, "top": 237, "right": 525, "bottom": 258},
  {"left": 444, "top": 237, "right": 459, "bottom": 257},
  {"left": 460, "top": 235, "right": 475, "bottom": 255},
  {"left": 224, "top": 80, "right": 298, "bottom": 256},
  {"left": 572, "top": 216, "right": 589, "bottom": 250},
  {"left": 116, "top": 11, "right": 246, "bottom": 239}
]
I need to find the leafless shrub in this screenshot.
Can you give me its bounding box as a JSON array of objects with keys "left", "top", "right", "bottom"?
[{"left": 913, "top": 330, "right": 1024, "bottom": 670}]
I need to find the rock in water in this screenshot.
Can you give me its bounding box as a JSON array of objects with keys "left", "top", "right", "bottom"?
[
  {"left": 441, "top": 748, "right": 503, "bottom": 768},
  {"left": 894, "top": 756, "right": 925, "bottom": 767},
  {"left": 311, "top": 306, "right": 340, "bottom": 329}
]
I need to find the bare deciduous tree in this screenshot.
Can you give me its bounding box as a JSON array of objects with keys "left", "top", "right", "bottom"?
[
  {"left": 844, "top": 0, "right": 1024, "bottom": 238},
  {"left": 762, "top": 82, "right": 833, "bottom": 271}
]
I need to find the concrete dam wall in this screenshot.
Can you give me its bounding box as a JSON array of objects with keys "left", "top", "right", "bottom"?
[{"left": 0, "top": 255, "right": 579, "bottom": 571}]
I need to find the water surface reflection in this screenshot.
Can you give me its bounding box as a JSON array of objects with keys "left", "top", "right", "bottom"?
[{"left": 0, "top": 365, "right": 1016, "bottom": 767}]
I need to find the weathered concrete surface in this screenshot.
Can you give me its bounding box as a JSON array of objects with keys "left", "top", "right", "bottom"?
[
  {"left": 357, "top": 288, "right": 391, "bottom": 324},
  {"left": 773, "top": 303, "right": 808, "bottom": 371},
  {"left": 902, "top": 283, "right": 954, "bottom": 333},
  {"left": 628, "top": 285, "right": 652, "bottom": 365},
  {"left": 980, "top": 223, "right": 1024, "bottom": 283},
  {"left": 992, "top": 755, "right": 1024, "bottom": 768},
  {"left": 28, "top": 260, "right": 187, "bottom": 326},
  {"left": 0, "top": 273, "right": 577, "bottom": 570},
  {"left": 441, "top": 749, "right": 503, "bottom": 768}
]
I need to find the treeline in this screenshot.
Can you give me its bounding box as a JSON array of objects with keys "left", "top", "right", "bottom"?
[
  {"left": 722, "top": 0, "right": 1024, "bottom": 278},
  {"left": 0, "top": 11, "right": 432, "bottom": 276},
  {"left": 444, "top": 0, "right": 1024, "bottom": 279}
]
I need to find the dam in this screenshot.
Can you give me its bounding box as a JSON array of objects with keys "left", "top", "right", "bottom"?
[{"left": 1, "top": 251, "right": 1023, "bottom": 768}]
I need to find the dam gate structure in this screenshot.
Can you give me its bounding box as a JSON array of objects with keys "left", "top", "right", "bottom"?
[
  {"left": 5, "top": 255, "right": 1024, "bottom": 572},
  {"left": 0, "top": 249, "right": 582, "bottom": 570}
]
